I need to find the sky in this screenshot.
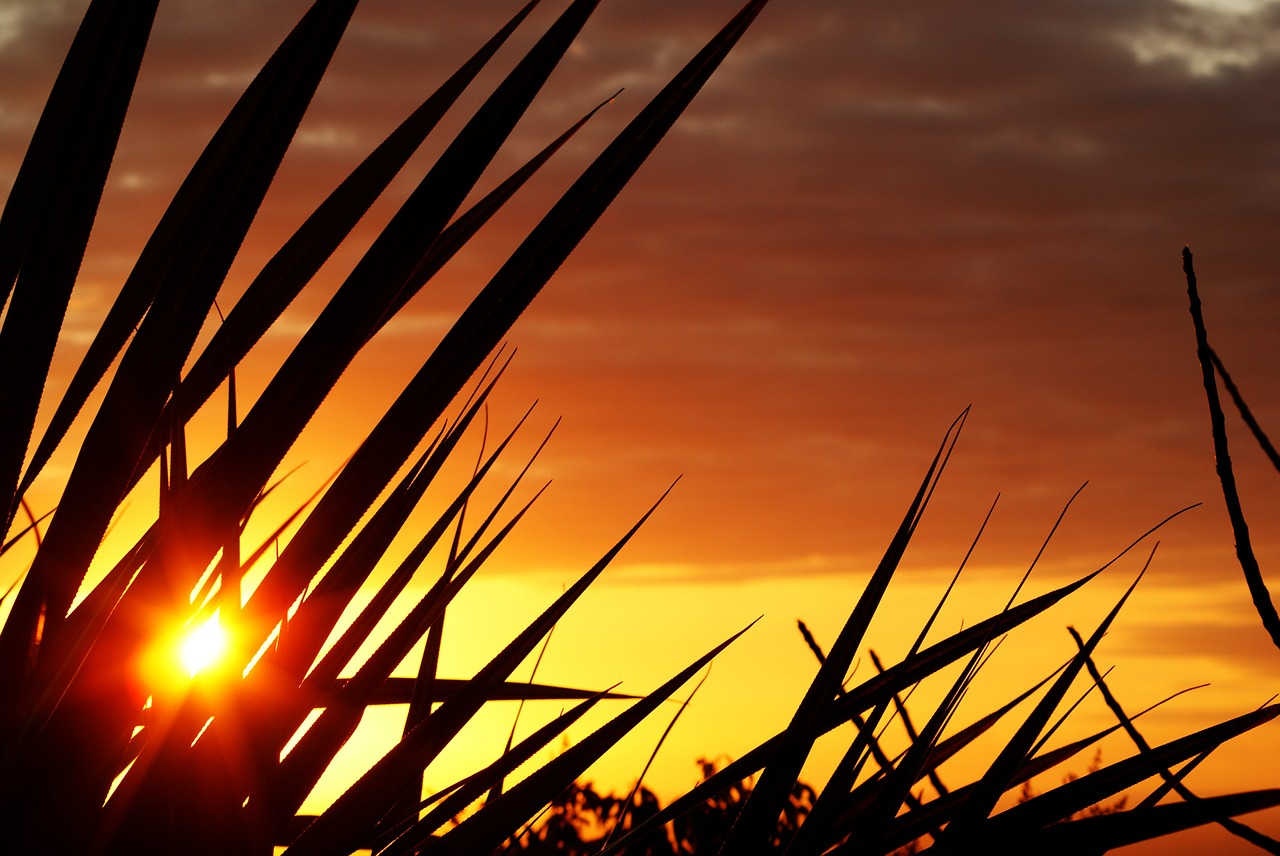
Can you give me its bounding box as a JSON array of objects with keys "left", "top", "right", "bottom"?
[{"left": 4, "top": 0, "right": 1280, "bottom": 853}]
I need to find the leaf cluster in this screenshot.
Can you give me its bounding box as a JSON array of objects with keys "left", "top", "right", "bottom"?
[
  {"left": 0, "top": 1, "right": 769, "bottom": 853},
  {"left": 590, "top": 412, "right": 1280, "bottom": 855}
]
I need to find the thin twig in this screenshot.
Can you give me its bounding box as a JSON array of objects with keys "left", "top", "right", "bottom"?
[
  {"left": 1209, "top": 348, "right": 1280, "bottom": 474},
  {"left": 1183, "top": 246, "right": 1280, "bottom": 651}
]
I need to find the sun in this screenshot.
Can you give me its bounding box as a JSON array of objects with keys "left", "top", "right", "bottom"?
[
  {"left": 137, "top": 608, "right": 236, "bottom": 692},
  {"left": 178, "top": 611, "right": 228, "bottom": 678}
]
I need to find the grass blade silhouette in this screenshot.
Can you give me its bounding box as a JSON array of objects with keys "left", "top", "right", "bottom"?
[{"left": 0, "top": 0, "right": 157, "bottom": 530}]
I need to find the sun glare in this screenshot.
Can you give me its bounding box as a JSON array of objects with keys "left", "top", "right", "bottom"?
[{"left": 179, "top": 612, "right": 228, "bottom": 678}]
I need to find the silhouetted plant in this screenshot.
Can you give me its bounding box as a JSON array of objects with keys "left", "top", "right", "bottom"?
[
  {"left": 1183, "top": 246, "right": 1280, "bottom": 651},
  {"left": 4, "top": 1, "right": 1280, "bottom": 854},
  {"left": 508, "top": 759, "right": 816, "bottom": 855},
  {"left": 596, "top": 415, "right": 1280, "bottom": 856},
  {"left": 1016, "top": 750, "right": 1126, "bottom": 819},
  {"left": 0, "top": 1, "right": 769, "bottom": 853}
]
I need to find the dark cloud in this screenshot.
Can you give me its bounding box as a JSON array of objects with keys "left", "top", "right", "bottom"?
[{"left": 3, "top": 0, "right": 1280, "bottom": 588}]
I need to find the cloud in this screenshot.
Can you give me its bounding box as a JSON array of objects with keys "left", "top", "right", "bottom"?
[
  {"left": 1116, "top": 1, "right": 1280, "bottom": 76},
  {"left": 3, "top": 0, "right": 1279, "bottom": 594}
]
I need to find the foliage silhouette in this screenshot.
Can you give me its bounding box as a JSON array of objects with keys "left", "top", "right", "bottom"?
[
  {"left": 509, "top": 759, "right": 816, "bottom": 855},
  {"left": 0, "top": 1, "right": 769, "bottom": 853},
  {"left": 2, "top": 2, "right": 1279, "bottom": 855}
]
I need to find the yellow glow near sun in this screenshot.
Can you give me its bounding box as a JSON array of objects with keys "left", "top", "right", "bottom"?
[{"left": 179, "top": 611, "right": 228, "bottom": 678}]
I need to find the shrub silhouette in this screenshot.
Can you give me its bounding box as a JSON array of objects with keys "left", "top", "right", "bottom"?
[{"left": 509, "top": 759, "right": 816, "bottom": 855}]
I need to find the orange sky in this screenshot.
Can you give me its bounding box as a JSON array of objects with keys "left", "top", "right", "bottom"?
[{"left": 4, "top": 1, "right": 1280, "bottom": 853}]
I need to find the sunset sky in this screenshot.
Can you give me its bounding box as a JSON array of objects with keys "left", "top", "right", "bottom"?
[{"left": 4, "top": 1, "right": 1280, "bottom": 853}]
